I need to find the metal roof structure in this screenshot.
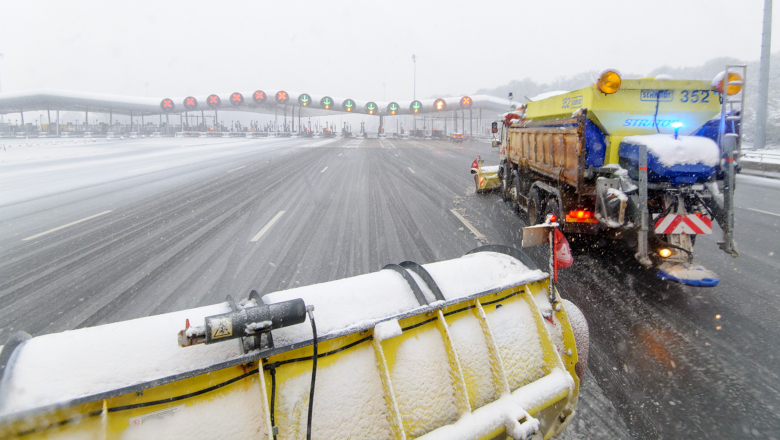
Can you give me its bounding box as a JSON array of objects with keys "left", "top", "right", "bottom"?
[{"left": 0, "top": 89, "right": 511, "bottom": 117}]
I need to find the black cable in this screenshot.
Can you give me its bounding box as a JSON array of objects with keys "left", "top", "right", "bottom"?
[
  {"left": 652, "top": 91, "right": 661, "bottom": 134},
  {"left": 270, "top": 366, "right": 277, "bottom": 440},
  {"left": 306, "top": 309, "right": 318, "bottom": 440}
]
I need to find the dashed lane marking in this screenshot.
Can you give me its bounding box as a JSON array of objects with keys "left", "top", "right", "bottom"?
[
  {"left": 23, "top": 210, "right": 113, "bottom": 241},
  {"left": 251, "top": 211, "right": 286, "bottom": 242},
  {"left": 450, "top": 209, "right": 485, "bottom": 239},
  {"left": 321, "top": 166, "right": 328, "bottom": 173},
  {"left": 747, "top": 207, "right": 780, "bottom": 218},
  {"left": 227, "top": 166, "right": 245, "bottom": 173},
  {"left": 407, "top": 167, "right": 415, "bottom": 174}
]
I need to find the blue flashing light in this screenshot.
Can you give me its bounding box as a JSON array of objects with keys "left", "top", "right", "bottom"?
[{"left": 670, "top": 121, "right": 683, "bottom": 129}]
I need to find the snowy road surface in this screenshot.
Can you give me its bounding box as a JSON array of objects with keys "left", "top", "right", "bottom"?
[{"left": 1, "top": 136, "right": 778, "bottom": 439}]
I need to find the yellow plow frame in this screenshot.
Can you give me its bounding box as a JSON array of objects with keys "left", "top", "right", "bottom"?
[{"left": 0, "top": 249, "right": 583, "bottom": 440}]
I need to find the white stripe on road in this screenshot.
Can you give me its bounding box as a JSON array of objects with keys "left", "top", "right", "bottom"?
[
  {"left": 320, "top": 166, "right": 328, "bottom": 173},
  {"left": 227, "top": 166, "right": 245, "bottom": 173},
  {"left": 23, "top": 210, "right": 113, "bottom": 241},
  {"left": 407, "top": 167, "right": 415, "bottom": 174},
  {"left": 450, "top": 209, "right": 485, "bottom": 239},
  {"left": 251, "top": 211, "right": 286, "bottom": 242},
  {"left": 747, "top": 207, "right": 780, "bottom": 218}
]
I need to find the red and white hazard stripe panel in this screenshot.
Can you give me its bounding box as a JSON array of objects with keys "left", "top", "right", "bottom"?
[{"left": 653, "top": 214, "right": 713, "bottom": 235}]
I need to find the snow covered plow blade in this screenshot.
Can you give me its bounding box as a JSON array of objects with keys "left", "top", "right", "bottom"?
[
  {"left": 0, "top": 247, "right": 587, "bottom": 440},
  {"left": 471, "top": 156, "right": 501, "bottom": 193}
]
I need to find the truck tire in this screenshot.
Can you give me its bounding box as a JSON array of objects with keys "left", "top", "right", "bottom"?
[
  {"left": 527, "top": 188, "right": 542, "bottom": 225},
  {"left": 501, "top": 164, "right": 512, "bottom": 202}
]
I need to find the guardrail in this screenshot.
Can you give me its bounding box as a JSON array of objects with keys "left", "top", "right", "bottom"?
[{"left": 741, "top": 150, "right": 780, "bottom": 173}]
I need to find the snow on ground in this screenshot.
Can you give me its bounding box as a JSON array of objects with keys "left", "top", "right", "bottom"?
[
  {"left": 0, "top": 137, "right": 295, "bottom": 206},
  {"left": 737, "top": 173, "right": 780, "bottom": 189}
]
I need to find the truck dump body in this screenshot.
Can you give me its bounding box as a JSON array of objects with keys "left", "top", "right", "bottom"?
[{"left": 505, "top": 111, "right": 587, "bottom": 192}]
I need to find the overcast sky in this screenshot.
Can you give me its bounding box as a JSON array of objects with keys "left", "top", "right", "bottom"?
[{"left": 1, "top": 0, "right": 776, "bottom": 102}]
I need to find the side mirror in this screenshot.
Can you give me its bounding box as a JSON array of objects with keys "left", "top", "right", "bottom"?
[{"left": 491, "top": 122, "right": 498, "bottom": 134}]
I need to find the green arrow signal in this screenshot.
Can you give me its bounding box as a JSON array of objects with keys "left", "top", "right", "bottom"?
[
  {"left": 346, "top": 102, "right": 353, "bottom": 107},
  {"left": 390, "top": 104, "right": 398, "bottom": 110},
  {"left": 412, "top": 102, "right": 420, "bottom": 109},
  {"left": 301, "top": 96, "right": 309, "bottom": 103},
  {"left": 324, "top": 98, "right": 331, "bottom": 105},
  {"left": 368, "top": 103, "right": 375, "bottom": 110}
]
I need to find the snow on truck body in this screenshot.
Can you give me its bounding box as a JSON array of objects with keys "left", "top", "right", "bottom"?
[
  {"left": 494, "top": 69, "right": 745, "bottom": 286},
  {"left": 0, "top": 249, "right": 587, "bottom": 440}
]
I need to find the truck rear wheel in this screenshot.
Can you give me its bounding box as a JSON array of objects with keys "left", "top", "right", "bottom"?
[
  {"left": 527, "top": 188, "right": 542, "bottom": 225},
  {"left": 501, "top": 164, "right": 512, "bottom": 202}
]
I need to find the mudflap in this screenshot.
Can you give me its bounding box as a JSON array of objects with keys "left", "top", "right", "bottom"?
[{"left": 657, "top": 262, "right": 720, "bottom": 287}]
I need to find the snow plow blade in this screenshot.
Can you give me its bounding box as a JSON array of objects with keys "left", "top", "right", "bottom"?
[
  {"left": 0, "top": 248, "right": 587, "bottom": 440},
  {"left": 657, "top": 262, "right": 720, "bottom": 287},
  {"left": 471, "top": 156, "right": 501, "bottom": 193}
]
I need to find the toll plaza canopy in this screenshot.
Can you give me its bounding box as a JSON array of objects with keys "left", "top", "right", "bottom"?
[{"left": 0, "top": 89, "right": 511, "bottom": 117}]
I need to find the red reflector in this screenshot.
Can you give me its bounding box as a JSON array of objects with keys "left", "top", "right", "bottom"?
[
  {"left": 550, "top": 215, "right": 557, "bottom": 222},
  {"left": 639, "top": 166, "right": 648, "bottom": 171}
]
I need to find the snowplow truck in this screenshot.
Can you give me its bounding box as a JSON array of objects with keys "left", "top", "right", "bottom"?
[{"left": 495, "top": 67, "right": 746, "bottom": 286}]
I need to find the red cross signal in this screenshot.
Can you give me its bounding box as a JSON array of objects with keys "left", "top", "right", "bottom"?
[
  {"left": 460, "top": 96, "right": 472, "bottom": 109},
  {"left": 230, "top": 93, "right": 244, "bottom": 105},
  {"left": 184, "top": 97, "right": 197, "bottom": 108},
  {"left": 276, "top": 91, "right": 288, "bottom": 104},
  {"left": 253, "top": 90, "right": 266, "bottom": 102},
  {"left": 160, "top": 98, "right": 174, "bottom": 111},
  {"left": 207, "top": 95, "right": 221, "bottom": 108}
]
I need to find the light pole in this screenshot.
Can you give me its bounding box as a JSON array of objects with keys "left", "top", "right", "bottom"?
[
  {"left": 755, "top": 0, "right": 773, "bottom": 150},
  {"left": 411, "top": 54, "right": 416, "bottom": 101},
  {"left": 0, "top": 53, "right": 4, "bottom": 124}
]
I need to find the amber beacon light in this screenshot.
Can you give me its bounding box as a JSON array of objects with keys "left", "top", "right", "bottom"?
[
  {"left": 596, "top": 69, "right": 622, "bottom": 94},
  {"left": 713, "top": 72, "right": 743, "bottom": 95}
]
